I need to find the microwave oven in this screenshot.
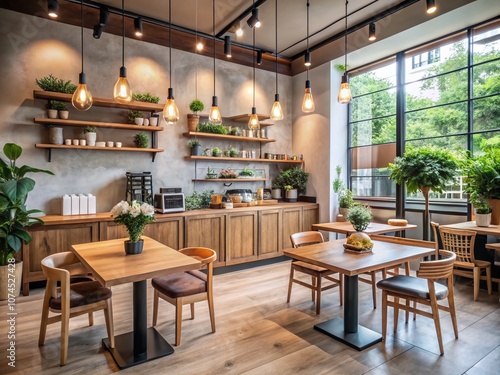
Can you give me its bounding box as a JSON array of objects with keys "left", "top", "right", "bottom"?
[{"left": 154, "top": 193, "right": 185, "bottom": 213}]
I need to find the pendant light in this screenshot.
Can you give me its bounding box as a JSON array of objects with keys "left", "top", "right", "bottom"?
[
  {"left": 209, "top": 0, "right": 222, "bottom": 125},
  {"left": 48, "top": 0, "right": 58, "bottom": 18},
  {"left": 426, "top": 0, "right": 437, "bottom": 14},
  {"left": 270, "top": 0, "right": 284, "bottom": 121},
  {"left": 134, "top": 17, "right": 143, "bottom": 37},
  {"left": 368, "top": 22, "right": 376, "bottom": 41},
  {"left": 114, "top": 0, "right": 133, "bottom": 104},
  {"left": 195, "top": 0, "right": 203, "bottom": 51},
  {"left": 301, "top": 0, "right": 314, "bottom": 113},
  {"left": 163, "top": 0, "right": 179, "bottom": 125},
  {"left": 248, "top": 28, "right": 260, "bottom": 130},
  {"left": 72, "top": 0, "right": 93, "bottom": 111},
  {"left": 337, "top": 0, "right": 352, "bottom": 104}
]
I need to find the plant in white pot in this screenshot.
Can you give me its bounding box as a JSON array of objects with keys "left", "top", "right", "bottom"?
[
  {"left": 470, "top": 193, "right": 492, "bottom": 227},
  {"left": 0, "top": 143, "right": 54, "bottom": 299},
  {"left": 83, "top": 126, "right": 97, "bottom": 146}
]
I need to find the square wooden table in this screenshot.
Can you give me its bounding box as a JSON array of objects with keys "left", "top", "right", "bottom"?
[
  {"left": 283, "top": 239, "right": 434, "bottom": 351},
  {"left": 72, "top": 236, "right": 201, "bottom": 369},
  {"left": 312, "top": 221, "right": 417, "bottom": 236},
  {"left": 440, "top": 221, "right": 500, "bottom": 237}
]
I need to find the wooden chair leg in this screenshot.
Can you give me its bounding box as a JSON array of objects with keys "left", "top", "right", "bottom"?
[
  {"left": 175, "top": 298, "right": 183, "bottom": 346},
  {"left": 207, "top": 289, "right": 216, "bottom": 334},
  {"left": 315, "top": 274, "right": 322, "bottom": 315},
  {"left": 381, "top": 291, "right": 388, "bottom": 341},
  {"left": 428, "top": 290, "right": 444, "bottom": 355},
  {"left": 311, "top": 276, "right": 316, "bottom": 302},
  {"left": 103, "top": 300, "right": 115, "bottom": 349},
  {"left": 393, "top": 297, "right": 399, "bottom": 332},
  {"left": 190, "top": 303, "right": 195, "bottom": 319},
  {"left": 286, "top": 266, "right": 294, "bottom": 303},
  {"left": 473, "top": 267, "right": 480, "bottom": 301},
  {"left": 370, "top": 271, "right": 377, "bottom": 309},
  {"left": 38, "top": 293, "right": 51, "bottom": 346},
  {"left": 88, "top": 312, "right": 94, "bottom": 326},
  {"left": 339, "top": 274, "right": 343, "bottom": 306},
  {"left": 447, "top": 286, "right": 459, "bottom": 339},
  {"left": 152, "top": 289, "right": 159, "bottom": 326},
  {"left": 60, "top": 306, "right": 70, "bottom": 366},
  {"left": 486, "top": 266, "right": 492, "bottom": 295}
]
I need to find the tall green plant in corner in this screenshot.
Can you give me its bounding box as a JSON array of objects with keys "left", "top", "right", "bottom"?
[{"left": 0, "top": 143, "right": 54, "bottom": 266}]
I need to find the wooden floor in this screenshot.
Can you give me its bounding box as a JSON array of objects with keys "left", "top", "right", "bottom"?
[{"left": 1, "top": 260, "right": 499, "bottom": 374}]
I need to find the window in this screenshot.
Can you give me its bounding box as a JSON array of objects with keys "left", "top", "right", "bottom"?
[{"left": 411, "top": 48, "right": 441, "bottom": 69}]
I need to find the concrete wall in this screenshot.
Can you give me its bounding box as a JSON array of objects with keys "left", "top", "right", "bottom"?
[{"left": 0, "top": 9, "right": 292, "bottom": 215}]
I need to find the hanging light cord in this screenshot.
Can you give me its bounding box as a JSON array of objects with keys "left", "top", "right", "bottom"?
[
  {"left": 213, "top": 0, "right": 216, "bottom": 97},
  {"left": 169, "top": 0, "right": 172, "bottom": 86},
  {"left": 275, "top": 0, "right": 278, "bottom": 94},
  {"left": 80, "top": 0, "right": 84, "bottom": 72},
  {"left": 344, "top": 0, "right": 348, "bottom": 74},
  {"left": 253, "top": 28, "right": 256, "bottom": 108},
  {"left": 121, "top": 0, "right": 124, "bottom": 67},
  {"left": 306, "top": 0, "right": 309, "bottom": 81}
]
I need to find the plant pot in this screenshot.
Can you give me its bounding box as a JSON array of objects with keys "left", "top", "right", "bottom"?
[
  {"left": 46, "top": 108, "right": 58, "bottom": 119},
  {"left": 134, "top": 118, "right": 144, "bottom": 126},
  {"left": 49, "top": 127, "right": 63, "bottom": 145},
  {"left": 85, "top": 132, "right": 97, "bottom": 146},
  {"left": 476, "top": 213, "right": 492, "bottom": 227},
  {"left": 149, "top": 116, "right": 159, "bottom": 126},
  {"left": 124, "top": 239, "right": 144, "bottom": 255},
  {"left": 191, "top": 144, "right": 202, "bottom": 156},
  {"left": 488, "top": 199, "right": 500, "bottom": 225},
  {"left": 284, "top": 188, "right": 298, "bottom": 202},
  {"left": 58, "top": 110, "right": 69, "bottom": 120},
  {"left": 271, "top": 188, "right": 282, "bottom": 199},
  {"left": 0, "top": 261, "right": 23, "bottom": 300},
  {"left": 187, "top": 114, "right": 200, "bottom": 132},
  {"left": 339, "top": 207, "right": 349, "bottom": 219}
]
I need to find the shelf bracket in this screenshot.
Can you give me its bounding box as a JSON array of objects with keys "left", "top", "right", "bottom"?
[{"left": 47, "top": 148, "right": 52, "bottom": 162}]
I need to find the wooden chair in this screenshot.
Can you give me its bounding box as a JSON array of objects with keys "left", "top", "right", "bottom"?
[
  {"left": 432, "top": 222, "right": 492, "bottom": 301},
  {"left": 38, "top": 252, "right": 114, "bottom": 366},
  {"left": 287, "top": 231, "right": 342, "bottom": 314},
  {"left": 377, "top": 250, "right": 458, "bottom": 355},
  {"left": 152, "top": 247, "right": 216, "bottom": 346}
]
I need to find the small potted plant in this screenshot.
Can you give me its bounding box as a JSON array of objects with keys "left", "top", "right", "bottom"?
[
  {"left": 229, "top": 147, "right": 239, "bottom": 158},
  {"left": 206, "top": 168, "right": 218, "bottom": 179},
  {"left": 47, "top": 124, "right": 63, "bottom": 145},
  {"left": 271, "top": 181, "right": 282, "bottom": 199},
  {"left": 187, "top": 139, "right": 201, "bottom": 156},
  {"left": 134, "top": 132, "right": 149, "bottom": 148},
  {"left": 338, "top": 188, "right": 354, "bottom": 220},
  {"left": 345, "top": 205, "right": 373, "bottom": 252},
  {"left": 45, "top": 100, "right": 58, "bottom": 119},
  {"left": 239, "top": 166, "right": 255, "bottom": 178},
  {"left": 82, "top": 126, "right": 97, "bottom": 146},
  {"left": 275, "top": 167, "right": 309, "bottom": 202},
  {"left": 132, "top": 92, "right": 160, "bottom": 103},
  {"left": 48, "top": 100, "right": 69, "bottom": 119},
  {"left": 188, "top": 99, "right": 204, "bottom": 132},
  {"left": 212, "top": 147, "right": 222, "bottom": 157},
  {"left": 470, "top": 192, "right": 492, "bottom": 227},
  {"left": 128, "top": 110, "right": 144, "bottom": 125}
]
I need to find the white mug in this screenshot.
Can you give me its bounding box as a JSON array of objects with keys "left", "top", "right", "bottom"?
[
  {"left": 143, "top": 118, "right": 149, "bottom": 126},
  {"left": 80, "top": 139, "right": 86, "bottom": 146},
  {"left": 64, "top": 139, "right": 72, "bottom": 145},
  {"left": 107, "top": 141, "right": 114, "bottom": 147},
  {"left": 72, "top": 139, "right": 79, "bottom": 146},
  {"left": 115, "top": 142, "right": 122, "bottom": 148}
]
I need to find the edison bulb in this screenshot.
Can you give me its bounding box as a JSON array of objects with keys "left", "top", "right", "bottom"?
[
  {"left": 113, "top": 75, "right": 132, "bottom": 104},
  {"left": 209, "top": 96, "right": 222, "bottom": 124},
  {"left": 163, "top": 88, "right": 179, "bottom": 125},
  {"left": 337, "top": 76, "right": 352, "bottom": 104},
  {"left": 270, "top": 94, "right": 284, "bottom": 121},
  {"left": 301, "top": 80, "right": 315, "bottom": 113},
  {"left": 248, "top": 108, "right": 260, "bottom": 130},
  {"left": 72, "top": 73, "right": 93, "bottom": 111}
]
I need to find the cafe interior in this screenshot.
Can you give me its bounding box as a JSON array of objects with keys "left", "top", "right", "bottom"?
[{"left": 0, "top": 0, "right": 499, "bottom": 373}]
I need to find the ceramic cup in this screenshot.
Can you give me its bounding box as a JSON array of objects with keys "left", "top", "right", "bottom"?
[
  {"left": 72, "top": 139, "right": 79, "bottom": 146},
  {"left": 115, "top": 142, "right": 122, "bottom": 148},
  {"left": 134, "top": 118, "right": 144, "bottom": 125},
  {"left": 64, "top": 139, "right": 72, "bottom": 145},
  {"left": 143, "top": 118, "right": 149, "bottom": 126},
  {"left": 149, "top": 116, "right": 159, "bottom": 126},
  {"left": 80, "top": 139, "right": 86, "bottom": 146},
  {"left": 107, "top": 141, "right": 114, "bottom": 147}
]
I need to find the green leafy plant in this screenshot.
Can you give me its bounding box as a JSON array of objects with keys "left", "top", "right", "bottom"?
[
  {"left": 332, "top": 165, "right": 345, "bottom": 193},
  {"left": 212, "top": 147, "right": 222, "bottom": 157},
  {"left": 274, "top": 167, "right": 309, "bottom": 192},
  {"left": 462, "top": 148, "right": 500, "bottom": 200},
  {"left": 239, "top": 166, "right": 254, "bottom": 177},
  {"left": 132, "top": 92, "right": 160, "bottom": 103},
  {"left": 36, "top": 74, "right": 77, "bottom": 93},
  {"left": 110, "top": 200, "right": 155, "bottom": 242},
  {"left": 206, "top": 168, "right": 217, "bottom": 179},
  {"left": 346, "top": 205, "right": 372, "bottom": 231},
  {"left": 189, "top": 99, "right": 204, "bottom": 113},
  {"left": 83, "top": 126, "right": 97, "bottom": 133},
  {"left": 49, "top": 100, "right": 67, "bottom": 111},
  {"left": 284, "top": 185, "right": 293, "bottom": 191},
  {"left": 338, "top": 189, "right": 354, "bottom": 208},
  {"left": 185, "top": 190, "right": 214, "bottom": 210},
  {"left": 128, "top": 110, "right": 144, "bottom": 123},
  {"left": 197, "top": 122, "right": 228, "bottom": 135},
  {"left": 134, "top": 132, "right": 149, "bottom": 148},
  {"left": 470, "top": 192, "right": 492, "bottom": 214},
  {"left": 0, "top": 143, "right": 54, "bottom": 266},
  {"left": 187, "top": 139, "right": 201, "bottom": 147},
  {"left": 229, "top": 147, "right": 239, "bottom": 157},
  {"left": 228, "top": 127, "right": 242, "bottom": 136}
]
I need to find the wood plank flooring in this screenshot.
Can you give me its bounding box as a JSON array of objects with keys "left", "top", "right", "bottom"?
[{"left": 1, "top": 260, "right": 499, "bottom": 374}]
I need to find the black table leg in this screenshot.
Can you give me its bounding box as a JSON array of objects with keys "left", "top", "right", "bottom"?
[
  {"left": 314, "top": 274, "right": 382, "bottom": 350},
  {"left": 102, "top": 280, "right": 174, "bottom": 369}
]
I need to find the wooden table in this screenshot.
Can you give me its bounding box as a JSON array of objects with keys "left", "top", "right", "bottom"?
[
  {"left": 72, "top": 236, "right": 201, "bottom": 369},
  {"left": 283, "top": 239, "right": 434, "bottom": 351},
  {"left": 440, "top": 221, "right": 500, "bottom": 236},
  {"left": 312, "top": 221, "right": 417, "bottom": 236}
]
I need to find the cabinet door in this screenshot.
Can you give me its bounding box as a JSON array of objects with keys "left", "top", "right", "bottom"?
[
  {"left": 303, "top": 204, "right": 319, "bottom": 231},
  {"left": 226, "top": 211, "right": 258, "bottom": 265},
  {"left": 185, "top": 214, "right": 225, "bottom": 265},
  {"left": 22, "top": 223, "right": 98, "bottom": 295},
  {"left": 259, "top": 209, "right": 283, "bottom": 258},
  {"left": 282, "top": 207, "right": 303, "bottom": 249}
]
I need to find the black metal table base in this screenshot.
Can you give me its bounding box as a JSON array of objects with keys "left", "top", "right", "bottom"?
[
  {"left": 314, "top": 317, "right": 382, "bottom": 351},
  {"left": 102, "top": 327, "right": 174, "bottom": 369}
]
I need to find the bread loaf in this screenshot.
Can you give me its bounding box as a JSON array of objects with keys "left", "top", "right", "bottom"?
[{"left": 388, "top": 218, "right": 408, "bottom": 226}]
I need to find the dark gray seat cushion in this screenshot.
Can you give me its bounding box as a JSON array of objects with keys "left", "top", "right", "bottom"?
[
  {"left": 377, "top": 275, "right": 448, "bottom": 300},
  {"left": 152, "top": 270, "right": 207, "bottom": 299},
  {"left": 49, "top": 281, "right": 112, "bottom": 310}
]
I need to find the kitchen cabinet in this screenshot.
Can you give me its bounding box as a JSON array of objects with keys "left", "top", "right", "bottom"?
[
  {"left": 226, "top": 210, "right": 259, "bottom": 265},
  {"left": 185, "top": 213, "right": 226, "bottom": 265},
  {"left": 259, "top": 208, "right": 283, "bottom": 258},
  {"left": 282, "top": 206, "right": 304, "bottom": 248}
]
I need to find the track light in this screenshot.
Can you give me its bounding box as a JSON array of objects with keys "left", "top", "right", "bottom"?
[
  {"left": 426, "top": 0, "right": 437, "bottom": 14},
  {"left": 134, "top": 17, "right": 143, "bottom": 37},
  {"left": 48, "top": 0, "right": 58, "bottom": 18},
  {"left": 304, "top": 51, "right": 311, "bottom": 66},
  {"left": 224, "top": 36, "right": 231, "bottom": 58},
  {"left": 247, "top": 8, "right": 261, "bottom": 28},
  {"left": 93, "top": 6, "right": 109, "bottom": 39},
  {"left": 234, "top": 21, "right": 243, "bottom": 37},
  {"left": 257, "top": 50, "right": 262, "bottom": 65},
  {"left": 368, "top": 22, "right": 376, "bottom": 41}
]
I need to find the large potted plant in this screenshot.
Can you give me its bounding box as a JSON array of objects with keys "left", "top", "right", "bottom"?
[
  {"left": 462, "top": 147, "right": 500, "bottom": 224},
  {"left": 338, "top": 188, "right": 354, "bottom": 221},
  {"left": 388, "top": 146, "right": 460, "bottom": 239},
  {"left": 0, "top": 143, "right": 53, "bottom": 299},
  {"left": 274, "top": 167, "right": 309, "bottom": 202}
]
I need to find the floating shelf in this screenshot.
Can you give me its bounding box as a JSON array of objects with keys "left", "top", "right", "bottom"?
[
  {"left": 193, "top": 178, "right": 266, "bottom": 182},
  {"left": 182, "top": 132, "right": 275, "bottom": 143},
  {"left": 34, "top": 118, "right": 164, "bottom": 131},
  {"left": 185, "top": 156, "right": 304, "bottom": 164}
]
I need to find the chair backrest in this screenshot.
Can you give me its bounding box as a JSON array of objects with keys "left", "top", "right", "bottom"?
[
  {"left": 290, "top": 231, "right": 324, "bottom": 248},
  {"left": 434, "top": 224, "right": 476, "bottom": 263},
  {"left": 417, "top": 250, "right": 456, "bottom": 281},
  {"left": 179, "top": 247, "right": 217, "bottom": 281}
]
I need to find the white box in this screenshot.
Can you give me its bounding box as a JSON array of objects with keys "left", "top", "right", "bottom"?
[
  {"left": 71, "top": 194, "right": 79, "bottom": 215},
  {"left": 79, "top": 194, "right": 88, "bottom": 215},
  {"left": 62, "top": 195, "right": 71, "bottom": 216},
  {"left": 88, "top": 194, "right": 96, "bottom": 214}
]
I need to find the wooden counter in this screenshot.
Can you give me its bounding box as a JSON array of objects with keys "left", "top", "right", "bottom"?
[{"left": 22, "top": 202, "right": 318, "bottom": 295}]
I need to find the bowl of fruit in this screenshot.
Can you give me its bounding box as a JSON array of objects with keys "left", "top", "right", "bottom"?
[{"left": 344, "top": 232, "right": 373, "bottom": 253}]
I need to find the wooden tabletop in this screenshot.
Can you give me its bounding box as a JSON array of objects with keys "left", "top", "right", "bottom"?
[
  {"left": 72, "top": 236, "right": 201, "bottom": 287},
  {"left": 283, "top": 239, "right": 434, "bottom": 276},
  {"left": 312, "top": 221, "right": 417, "bottom": 235},
  {"left": 440, "top": 221, "right": 500, "bottom": 237}
]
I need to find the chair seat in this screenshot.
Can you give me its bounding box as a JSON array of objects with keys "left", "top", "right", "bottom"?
[
  {"left": 377, "top": 275, "right": 448, "bottom": 300},
  {"left": 152, "top": 270, "right": 207, "bottom": 299},
  {"left": 292, "top": 261, "right": 333, "bottom": 275},
  {"left": 49, "top": 281, "right": 112, "bottom": 310}
]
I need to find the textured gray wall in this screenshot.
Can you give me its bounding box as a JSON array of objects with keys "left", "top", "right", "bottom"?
[{"left": 0, "top": 9, "right": 293, "bottom": 215}]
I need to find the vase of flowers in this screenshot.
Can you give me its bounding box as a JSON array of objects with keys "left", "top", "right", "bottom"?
[{"left": 111, "top": 200, "right": 155, "bottom": 255}]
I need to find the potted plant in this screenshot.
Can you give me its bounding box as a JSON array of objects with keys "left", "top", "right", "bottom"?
[
  {"left": 239, "top": 166, "right": 255, "bottom": 178},
  {"left": 338, "top": 188, "right": 354, "bottom": 220},
  {"left": 219, "top": 169, "right": 238, "bottom": 179},
  {"left": 275, "top": 167, "right": 309, "bottom": 202},
  {"left": 212, "top": 147, "right": 222, "bottom": 157},
  {"left": 284, "top": 185, "right": 297, "bottom": 201},
  {"left": 0, "top": 143, "right": 54, "bottom": 299},
  {"left": 134, "top": 132, "right": 149, "bottom": 148},
  {"left": 128, "top": 110, "right": 144, "bottom": 125},
  {"left": 45, "top": 100, "right": 58, "bottom": 119},
  {"left": 110, "top": 200, "right": 155, "bottom": 254},
  {"left": 132, "top": 92, "right": 160, "bottom": 103},
  {"left": 271, "top": 181, "right": 282, "bottom": 199},
  {"left": 50, "top": 100, "right": 69, "bottom": 119},
  {"left": 206, "top": 168, "right": 218, "bottom": 179},
  {"left": 332, "top": 165, "right": 345, "bottom": 218},
  {"left": 388, "top": 146, "right": 460, "bottom": 239},
  {"left": 345, "top": 205, "right": 373, "bottom": 251},
  {"left": 229, "top": 147, "right": 239, "bottom": 157},
  {"left": 462, "top": 147, "right": 500, "bottom": 224},
  {"left": 47, "top": 124, "right": 63, "bottom": 145},
  {"left": 188, "top": 99, "right": 205, "bottom": 132},
  {"left": 470, "top": 193, "right": 492, "bottom": 227},
  {"left": 187, "top": 139, "right": 201, "bottom": 156},
  {"left": 36, "top": 74, "right": 77, "bottom": 93},
  {"left": 82, "top": 126, "right": 97, "bottom": 146}
]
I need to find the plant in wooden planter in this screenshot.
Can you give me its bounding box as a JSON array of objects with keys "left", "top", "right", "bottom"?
[{"left": 188, "top": 99, "right": 204, "bottom": 132}]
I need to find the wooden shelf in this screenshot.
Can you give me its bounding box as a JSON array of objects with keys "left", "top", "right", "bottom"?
[
  {"left": 185, "top": 156, "right": 304, "bottom": 164},
  {"left": 33, "top": 90, "right": 164, "bottom": 112},
  {"left": 193, "top": 178, "right": 266, "bottom": 182},
  {"left": 226, "top": 114, "right": 273, "bottom": 127},
  {"left": 34, "top": 118, "right": 164, "bottom": 131},
  {"left": 182, "top": 132, "right": 275, "bottom": 143}
]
